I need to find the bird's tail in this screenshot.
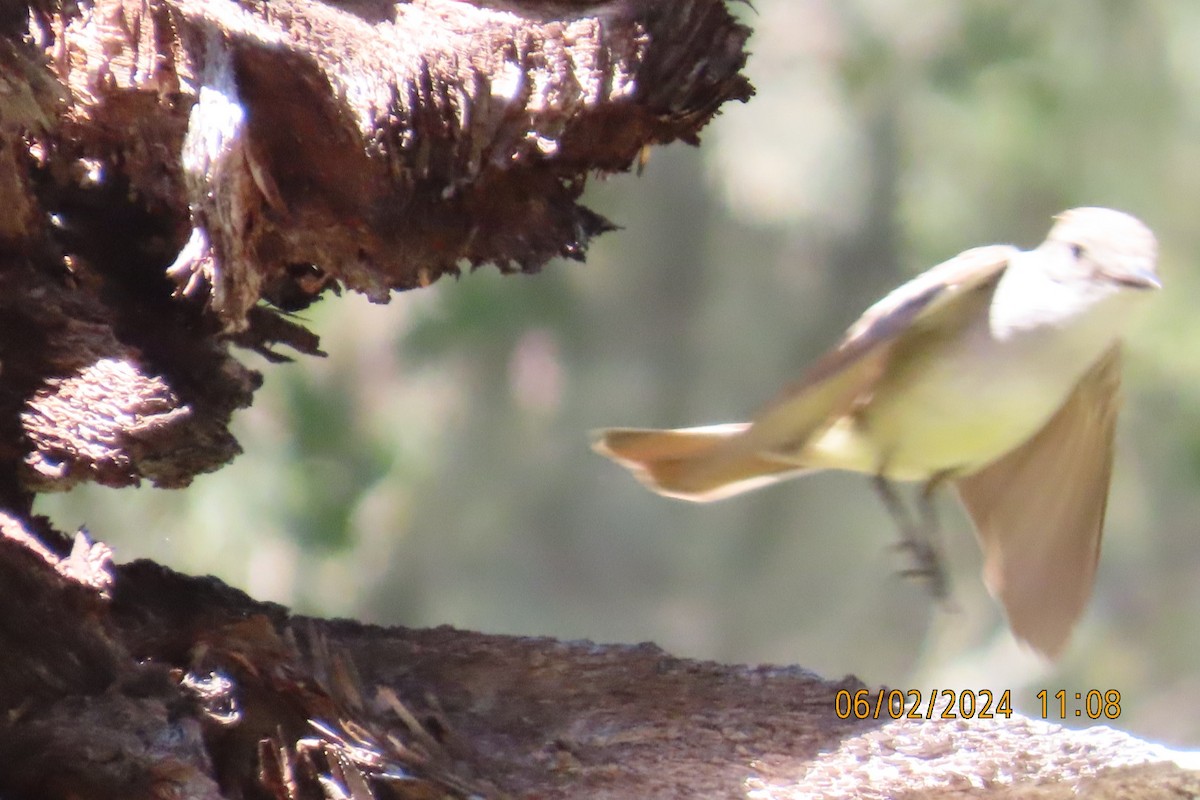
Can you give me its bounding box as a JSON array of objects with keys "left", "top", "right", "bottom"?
[{"left": 591, "top": 423, "right": 807, "bottom": 502}]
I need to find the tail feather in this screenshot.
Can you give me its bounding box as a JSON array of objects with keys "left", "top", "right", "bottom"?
[{"left": 592, "top": 424, "right": 807, "bottom": 502}]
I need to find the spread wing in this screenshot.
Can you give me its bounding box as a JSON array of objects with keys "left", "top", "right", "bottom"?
[
  {"left": 955, "top": 344, "right": 1122, "bottom": 658},
  {"left": 744, "top": 245, "right": 1019, "bottom": 452}
]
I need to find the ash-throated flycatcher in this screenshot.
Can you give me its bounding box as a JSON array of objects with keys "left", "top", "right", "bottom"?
[{"left": 593, "top": 207, "right": 1160, "bottom": 657}]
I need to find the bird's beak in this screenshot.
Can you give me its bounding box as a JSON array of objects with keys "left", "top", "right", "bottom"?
[{"left": 1111, "top": 265, "right": 1162, "bottom": 290}]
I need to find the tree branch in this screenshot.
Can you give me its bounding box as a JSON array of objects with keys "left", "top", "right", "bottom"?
[{"left": 4, "top": 0, "right": 751, "bottom": 493}]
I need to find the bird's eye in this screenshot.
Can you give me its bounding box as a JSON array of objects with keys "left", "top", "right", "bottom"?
[{"left": 1070, "top": 243, "right": 1085, "bottom": 259}]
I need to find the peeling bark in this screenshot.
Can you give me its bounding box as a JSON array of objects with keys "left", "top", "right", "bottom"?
[
  {"left": 5, "top": 1, "right": 1189, "bottom": 798},
  {"left": 0, "top": 527, "right": 1194, "bottom": 799},
  {"left": 2, "top": 0, "right": 751, "bottom": 492}
]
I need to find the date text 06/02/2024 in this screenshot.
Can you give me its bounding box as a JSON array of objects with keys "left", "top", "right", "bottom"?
[{"left": 834, "top": 689, "right": 1122, "bottom": 721}]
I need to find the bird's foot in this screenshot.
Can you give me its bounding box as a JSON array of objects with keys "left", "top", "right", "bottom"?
[{"left": 892, "top": 536, "right": 950, "bottom": 601}]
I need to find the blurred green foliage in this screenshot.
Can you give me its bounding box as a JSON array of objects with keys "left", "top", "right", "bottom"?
[{"left": 38, "top": 0, "right": 1200, "bottom": 747}]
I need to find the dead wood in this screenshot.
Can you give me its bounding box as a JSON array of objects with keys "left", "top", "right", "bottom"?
[
  {"left": 1, "top": 1, "right": 1193, "bottom": 798},
  {"left": 0, "top": 525, "right": 1194, "bottom": 798},
  {"left": 2, "top": 0, "right": 751, "bottom": 494}
]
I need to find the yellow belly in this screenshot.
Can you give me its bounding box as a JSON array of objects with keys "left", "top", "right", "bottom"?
[
  {"left": 776, "top": 265, "right": 1148, "bottom": 482},
  {"left": 797, "top": 408, "right": 1051, "bottom": 481},
  {"left": 797, "top": 332, "right": 1097, "bottom": 481}
]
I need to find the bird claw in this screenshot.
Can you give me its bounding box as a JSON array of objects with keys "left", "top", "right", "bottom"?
[
  {"left": 875, "top": 473, "right": 955, "bottom": 602},
  {"left": 892, "top": 536, "right": 950, "bottom": 600}
]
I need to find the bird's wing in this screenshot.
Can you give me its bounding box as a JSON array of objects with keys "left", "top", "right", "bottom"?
[
  {"left": 955, "top": 344, "right": 1121, "bottom": 658},
  {"left": 745, "top": 244, "right": 1019, "bottom": 452}
]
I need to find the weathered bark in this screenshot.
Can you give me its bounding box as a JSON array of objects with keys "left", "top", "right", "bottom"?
[
  {"left": 3, "top": 0, "right": 752, "bottom": 493},
  {"left": 1, "top": 1, "right": 1194, "bottom": 798},
  {"left": 0, "top": 520, "right": 1194, "bottom": 798}
]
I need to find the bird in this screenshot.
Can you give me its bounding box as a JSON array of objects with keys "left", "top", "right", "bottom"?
[{"left": 592, "top": 207, "right": 1160, "bottom": 657}]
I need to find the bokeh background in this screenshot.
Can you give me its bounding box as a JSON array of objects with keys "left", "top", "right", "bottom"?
[{"left": 38, "top": 1, "right": 1200, "bottom": 747}]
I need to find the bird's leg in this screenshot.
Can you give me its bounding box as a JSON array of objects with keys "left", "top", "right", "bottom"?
[
  {"left": 913, "top": 471, "right": 955, "bottom": 601},
  {"left": 872, "top": 473, "right": 927, "bottom": 574},
  {"left": 872, "top": 473, "right": 915, "bottom": 537},
  {"left": 873, "top": 472, "right": 951, "bottom": 601}
]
